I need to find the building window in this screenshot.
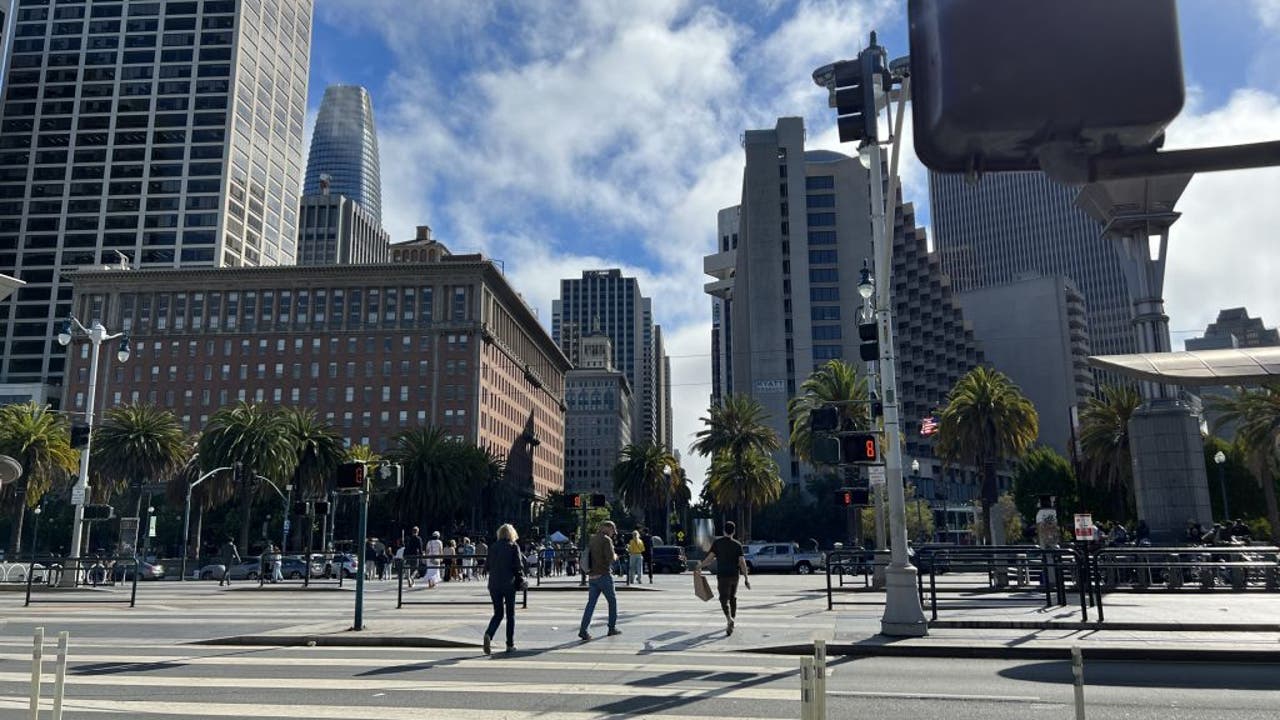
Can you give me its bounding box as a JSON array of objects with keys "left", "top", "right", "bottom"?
[
  {"left": 805, "top": 175, "right": 834, "bottom": 190},
  {"left": 812, "top": 325, "right": 842, "bottom": 340},
  {"left": 808, "top": 231, "right": 836, "bottom": 245},
  {"left": 810, "top": 287, "right": 840, "bottom": 302},
  {"left": 807, "top": 212, "right": 836, "bottom": 227}
]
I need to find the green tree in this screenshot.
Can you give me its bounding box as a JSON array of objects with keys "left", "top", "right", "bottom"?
[
  {"left": 612, "top": 443, "right": 680, "bottom": 528},
  {"left": 1078, "top": 385, "right": 1141, "bottom": 523},
  {"left": 197, "top": 402, "right": 294, "bottom": 549},
  {"left": 1210, "top": 384, "right": 1280, "bottom": 544},
  {"left": 90, "top": 403, "right": 187, "bottom": 513},
  {"left": 164, "top": 444, "right": 235, "bottom": 561},
  {"left": 389, "top": 426, "right": 496, "bottom": 531},
  {"left": 787, "top": 360, "right": 871, "bottom": 465},
  {"left": 1012, "top": 446, "right": 1078, "bottom": 524},
  {"left": 969, "top": 493, "right": 1024, "bottom": 544},
  {"left": 345, "top": 445, "right": 381, "bottom": 463},
  {"left": 935, "top": 366, "right": 1039, "bottom": 545},
  {"left": 692, "top": 393, "right": 782, "bottom": 540},
  {"left": 0, "top": 402, "right": 78, "bottom": 554},
  {"left": 1201, "top": 435, "right": 1266, "bottom": 524},
  {"left": 280, "top": 408, "right": 345, "bottom": 500}
]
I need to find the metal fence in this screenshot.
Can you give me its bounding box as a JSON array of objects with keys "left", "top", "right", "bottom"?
[
  {"left": 24, "top": 555, "right": 140, "bottom": 608},
  {"left": 395, "top": 554, "right": 528, "bottom": 609}
]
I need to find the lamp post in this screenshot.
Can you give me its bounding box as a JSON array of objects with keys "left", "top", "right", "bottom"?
[
  {"left": 911, "top": 459, "right": 923, "bottom": 543},
  {"left": 1213, "top": 450, "right": 1229, "bottom": 521},
  {"left": 181, "top": 464, "right": 232, "bottom": 581},
  {"left": 55, "top": 317, "right": 129, "bottom": 585},
  {"left": 858, "top": 265, "right": 887, "bottom": 556},
  {"left": 144, "top": 505, "right": 155, "bottom": 558},
  {"left": 30, "top": 505, "right": 42, "bottom": 561}
]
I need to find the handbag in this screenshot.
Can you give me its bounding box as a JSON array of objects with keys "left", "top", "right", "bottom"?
[
  {"left": 514, "top": 575, "right": 528, "bottom": 592},
  {"left": 693, "top": 570, "right": 713, "bottom": 602}
]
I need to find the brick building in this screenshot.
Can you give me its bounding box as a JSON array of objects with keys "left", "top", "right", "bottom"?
[{"left": 65, "top": 254, "right": 570, "bottom": 499}]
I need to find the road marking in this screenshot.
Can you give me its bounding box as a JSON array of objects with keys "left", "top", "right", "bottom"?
[{"left": 827, "top": 689, "right": 1043, "bottom": 703}]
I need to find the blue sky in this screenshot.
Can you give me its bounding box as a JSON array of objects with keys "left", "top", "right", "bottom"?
[{"left": 305, "top": 0, "right": 1280, "bottom": 483}]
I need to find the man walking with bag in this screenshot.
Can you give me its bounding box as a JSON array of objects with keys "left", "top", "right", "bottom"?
[
  {"left": 696, "top": 521, "right": 750, "bottom": 635},
  {"left": 578, "top": 521, "right": 621, "bottom": 641}
]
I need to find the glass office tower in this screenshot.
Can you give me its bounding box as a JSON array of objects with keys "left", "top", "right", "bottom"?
[{"left": 301, "top": 84, "right": 380, "bottom": 223}]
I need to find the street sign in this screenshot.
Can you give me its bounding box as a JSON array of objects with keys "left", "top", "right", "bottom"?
[
  {"left": 70, "top": 485, "right": 86, "bottom": 506},
  {"left": 148, "top": 515, "right": 157, "bottom": 538},
  {"left": 868, "top": 466, "right": 887, "bottom": 486},
  {"left": 1073, "top": 514, "right": 1095, "bottom": 541},
  {"left": 676, "top": 530, "right": 685, "bottom": 543},
  {"left": 283, "top": 519, "right": 291, "bottom": 532},
  {"left": 119, "top": 517, "right": 139, "bottom": 555}
]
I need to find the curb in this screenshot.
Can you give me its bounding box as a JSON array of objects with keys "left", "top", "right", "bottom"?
[
  {"left": 741, "top": 642, "right": 1280, "bottom": 663},
  {"left": 193, "top": 634, "right": 476, "bottom": 649},
  {"left": 928, "top": 620, "right": 1280, "bottom": 632}
]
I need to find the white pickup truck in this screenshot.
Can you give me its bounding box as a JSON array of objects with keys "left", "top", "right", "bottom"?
[{"left": 744, "top": 542, "right": 825, "bottom": 574}]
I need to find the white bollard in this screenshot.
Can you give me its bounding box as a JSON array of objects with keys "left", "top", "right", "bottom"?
[
  {"left": 30, "top": 627, "right": 43, "bottom": 720},
  {"left": 53, "top": 631, "right": 69, "bottom": 720},
  {"left": 814, "top": 639, "right": 827, "bottom": 719},
  {"left": 1071, "top": 645, "right": 1086, "bottom": 720},
  {"left": 800, "top": 657, "right": 815, "bottom": 720}
]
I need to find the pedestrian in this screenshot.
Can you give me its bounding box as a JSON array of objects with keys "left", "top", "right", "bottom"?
[
  {"left": 270, "top": 544, "right": 284, "bottom": 584},
  {"left": 424, "top": 531, "right": 444, "bottom": 588},
  {"left": 642, "top": 528, "right": 655, "bottom": 583},
  {"left": 461, "top": 537, "right": 476, "bottom": 581},
  {"left": 404, "top": 527, "right": 425, "bottom": 587},
  {"left": 219, "top": 537, "right": 240, "bottom": 587},
  {"left": 577, "top": 521, "right": 621, "bottom": 641},
  {"left": 696, "top": 520, "right": 751, "bottom": 635},
  {"left": 381, "top": 544, "right": 393, "bottom": 580},
  {"left": 393, "top": 540, "right": 405, "bottom": 581},
  {"left": 443, "top": 539, "right": 457, "bottom": 581},
  {"left": 475, "top": 538, "right": 489, "bottom": 579},
  {"left": 365, "top": 538, "right": 379, "bottom": 580},
  {"left": 627, "top": 530, "right": 645, "bottom": 585},
  {"left": 483, "top": 523, "right": 526, "bottom": 655}
]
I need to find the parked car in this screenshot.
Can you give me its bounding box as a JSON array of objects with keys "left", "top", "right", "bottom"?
[
  {"left": 309, "top": 552, "right": 358, "bottom": 578},
  {"left": 649, "top": 545, "right": 687, "bottom": 573},
  {"left": 745, "top": 542, "right": 825, "bottom": 574},
  {"left": 200, "top": 555, "right": 312, "bottom": 581},
  {"left": 111, "top": 559, "right": 166, "bottom": 581}
]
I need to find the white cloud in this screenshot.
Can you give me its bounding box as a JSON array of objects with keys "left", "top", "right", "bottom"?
[{"left": 1253, "top": 0, "right": 1280, "bottom": 30}]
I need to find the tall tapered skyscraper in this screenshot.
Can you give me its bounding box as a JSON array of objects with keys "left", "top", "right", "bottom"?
[
  {"left": 302, "top": 85, "right": 381, "bottom": 222},
  {"left": 0, "top": 0, "right": 313, "bottom": 401}
]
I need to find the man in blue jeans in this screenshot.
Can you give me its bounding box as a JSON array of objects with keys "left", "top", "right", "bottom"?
[{"left": 578, "top": 521, "right": 621, "bottom": 641}]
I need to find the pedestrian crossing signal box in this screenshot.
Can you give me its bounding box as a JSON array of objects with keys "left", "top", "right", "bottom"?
[
  {"left": 563, "top": 494, "right": 582, "bottom": 509},
  {"left": 840, "top": 433, "right": 879, "bottom": 464},
  {"left": 834, "top": 488, "right": 870, "bottom": 507},
  {"left": 313, "top": 501, "right": 329, "bottom": 517},
  {"left": 590, "top": 493, "right": 607, "bottom": 508},
  {"left": 335, "top": 462, "right": 366, "bottom": 492}
]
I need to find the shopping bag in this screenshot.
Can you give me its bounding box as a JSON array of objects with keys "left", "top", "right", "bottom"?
[{"left": 693, "top": 570, "right": 713, "bottom": 602}]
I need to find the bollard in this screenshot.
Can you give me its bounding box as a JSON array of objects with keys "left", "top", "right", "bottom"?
[
  {"left": 799, "top": 657, "right": 815, "bottom": 720},
  {"left": 30, "top": 627, "right": 43, "bottom": 720},
  {"left": 814, "top": 639, "right": 827, "bottom": 719},
  {"left": 52, "top": 631, "right": 68, "bottom": 720},
  {"left": 1071, "top": 645, "right": 1086, "bottom": 720}
]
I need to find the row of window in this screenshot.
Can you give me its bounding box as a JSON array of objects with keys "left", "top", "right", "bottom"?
[{"left": 17, "top": 1, "right": 238, "bottom": 17}]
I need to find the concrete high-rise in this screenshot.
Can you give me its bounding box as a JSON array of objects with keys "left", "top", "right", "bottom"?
[
  {"left": 564, "top": 333, "right": 632, "bottom": 499},
  {"left": 552, "top": 270, "right": 667, "bottom": 448},
  {"left": 0, "top": 0, "right": 313, "bottom": 401},
  {"left": 302, "top": 85, "right": 381, "bottom": 222},
  {"left": 1186, "top": 307, "right": 1279, "bottom": 351},
  {"left": 706, "top": 117, "right": 983, "bottom": 489},
  {"left": 929, "top": 171, "right": 1135, "bottom": 371},
  {"left": 296, "top": 193, "right": 388, "bottom": 266}
]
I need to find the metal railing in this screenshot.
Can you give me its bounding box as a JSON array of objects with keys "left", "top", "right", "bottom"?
[
  {"left": 913, "top": 545, "right": 1095, "bottom": 622},
  {"left": 824, "top": 549, "right": 884, "bottom": 609},
  {"left": 395, "top": 554, "right": 528, "bottom": 609},
  {"left": 1090, "top": 544, "right": 1280, "bottom": 595},
  {"left": 24, "top": 555, "right": 140, "bottom": 608}
]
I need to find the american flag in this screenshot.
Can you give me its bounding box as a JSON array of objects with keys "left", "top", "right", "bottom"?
[{"left": 920, "top": 416, "right": 940, "bottom": 436}]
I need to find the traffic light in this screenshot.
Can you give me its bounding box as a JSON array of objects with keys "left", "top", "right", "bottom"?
[
  {"left": 907, "top": 0, "right": 1183, "bottom": 176},
  {"left": 590, "top": 493, "right": 607, "bottom": 508},
  {"left": 372, "top": 463, "right": 403, "bottom": 492},
  {"left": 563, "top": 494, "right": 582, "bottom": 510},
  {"left": 840, "top": 433, "right": 880, "bottom": 464},
  {"left": 812, "top": 436, "right": 841, "bottom": 465},
  {"left": 832, "top": 50, "right": 883, "bottom": 144},
  {"left": 313, "top": 501, "right": 330, "bottom": 517},
  {"left": 809, "top": 406, "right": 840, "bottom": 434},
  {"left": 335, "top": 461, "right": 366, "bottom": 492},
  {"left": 835, "top": 489, "right": 853, "bottom": 507},
  {"left": 858, "top": 321, "right": 878, "bottom": 362},
  {"left": 833, "top": 488, "right": 870, "bottom": 507},
  {"left": 69, "top": 422, "right": 90, "bottom": 449},
  {"left": 82, "top": 504, "right": 114, "bottom": 521},
  {"left": 292, "top": 501, "right": 308, "bottom": 517}
]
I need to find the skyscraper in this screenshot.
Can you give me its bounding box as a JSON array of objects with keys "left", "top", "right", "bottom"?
[
  {"left": 302, "top": 85, "right": 380, "bottom": 222},
  {"left": 929, "top": 171, "right": 1135, "bottom": 365},
  {"left": 0, "top": 0, "right": 313, "bottom": 400},
  {"left": 296, "top": 193, "right": 388, "bottom": 265},
  {"left": 552, "top": 269, "right": 667, "bottom": 448},
  {"left": 564, "top": 332, "right": 632, "bottom": 499},
  {"left": 706, "top": 117, "right": 983, "bottom": 490}
]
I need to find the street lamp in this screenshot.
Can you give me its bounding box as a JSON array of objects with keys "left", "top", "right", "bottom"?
[
  {"left": 30, "top": 505, "right": 42, "bottom": 561},
  {"left": 144, "top": 505, "right": 155, "bottom": 557},
  {"left": 55, "top": 316, "right": 129, "bottom": 584},
  {"left": 911, "top": 459, "right": 923, "bottom": 542},
  {"left": 1213, "top": 450, "right": 1229, "bottom": 521},
  {"left": 181, "top": 464, "right": 232, "bottom": 580}
]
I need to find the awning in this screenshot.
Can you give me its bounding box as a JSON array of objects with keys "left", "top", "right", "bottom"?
[{"left": 1088, "top": 347, "right": 1280, "bottom": 386}]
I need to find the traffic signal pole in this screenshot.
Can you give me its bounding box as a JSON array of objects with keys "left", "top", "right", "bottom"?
[{"left": 352, "top": 486, "right": 369, "bottom": 630}]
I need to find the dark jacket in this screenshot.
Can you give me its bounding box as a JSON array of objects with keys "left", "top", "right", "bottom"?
[
  {"left": 405, "top": 534, "right": 424, "bottom": 558},
  {"left": 486, "top": 539, "right": 523, "bottom": 592}
]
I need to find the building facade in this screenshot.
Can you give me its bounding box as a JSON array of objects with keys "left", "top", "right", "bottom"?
[
  {"left": 65, "top": 255, "right": 570, "bottom": 499},
  {"left": 301, "top": 84, "right": 380, "bottom": 222},
  {"left": 706, "top": 117, "right": 985, "bottom": 495},
  {"left": 929, "top": 171, "right": 1135, "bottom": 372},
  {"left": 296, "top": 192, "right": 389, "bottom": 265},
  {"left": 956, "top": 275, "right": 1094, "bottom": 457},
  {"left": 563, "top": 333, "right": 632, "bottom": 499},
  {"left": 0, "top": 0, "right": 313, "bottom": 398},
  {"left": 1186, "top": 307, "right": 1280, "bottom": 350},
  {"left": 552, "top": 269, "right": 668, "bottom": 449}
]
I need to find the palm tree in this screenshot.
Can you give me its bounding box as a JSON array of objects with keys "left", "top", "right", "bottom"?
[
  {"left": 1077, "top": 385, "right": 1142, "bottom": 523},
  {"left": 197, "top": 402, "right": 294, "bottom": 549},
  {"left": 692, "top": 394, "right": 782, "bottom": 541},
  {"left": 1210, "top": 384, "right": 1280, "bottom": 544},
  {"left": 935, "top": 366, "right": 1039, "bottom": 545},
  {"left": 389, "top": 426, "right": 472, "bottom": 530},
  {"left": 612, "top": 443, "right": 680, "bottom": 527},
  {"left": 0, "top": 402, "right": 79, "bottom": 554},
  {"left": 280, "top": 408, "right": 345, "bottom": 500},
  {"left": 705, "top": 448, "right": 783, "bottom": 540},
  {"left": 787, "top": 360, "right": 871, "bottom": 465},
  {"left": 90, "top": 403, "right": 187, "bottom": 516},
  {"left": 345, "top": 444, "right": 381, "bottom": 463}
]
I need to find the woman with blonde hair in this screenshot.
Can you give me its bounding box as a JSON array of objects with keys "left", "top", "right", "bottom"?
[
  {"left": 483, "top": 523, "right": 525, "bottom": 655},
  {"left": 627, "top": 530, "right": 646, "bottom": 585}
]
